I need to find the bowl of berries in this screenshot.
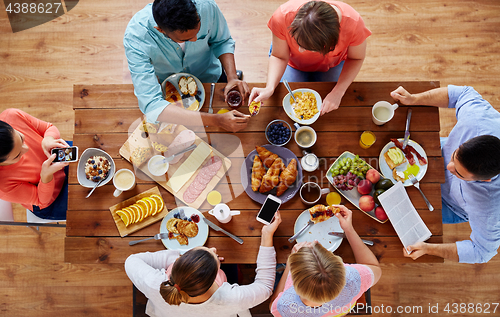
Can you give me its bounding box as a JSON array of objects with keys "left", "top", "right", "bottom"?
[{"left": 265, "top": 119, "right": 292, "bottom": 146}]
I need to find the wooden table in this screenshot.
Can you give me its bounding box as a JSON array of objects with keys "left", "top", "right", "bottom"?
[{"left": 66, "top": 81, "right": 444, "bottom": 264}]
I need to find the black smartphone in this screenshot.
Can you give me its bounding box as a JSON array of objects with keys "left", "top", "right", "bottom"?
[
  {"left": 256, "top": 194, "right": 282, "bottom": 225},
  {"left": 51, "top": 146, "right": 79, "bottom": 163}
]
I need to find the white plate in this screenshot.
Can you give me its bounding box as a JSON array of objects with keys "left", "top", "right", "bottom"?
[
  {"left": 282, "top": 88, "right": 322, "bottom": 125},
  {"left": 161, "top": 73, "right": 205, "bottom": 111},
  {"left": 379, "top": 139, "right": 428, "bottom": 187},
  {"left": 160, "top": 207, "right": 209, "bottom": 252},
  {"left": 77, "top": 148, "right": 115, "bottom": 188},
  {"left": 293, "top": 209, "right": 343, "bottom": 252}
]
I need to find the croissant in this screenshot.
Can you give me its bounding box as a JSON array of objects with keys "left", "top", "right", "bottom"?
[
  {"left": 256, "top": 146, "right": 278, "bottom": 168},
  {"left": 259, "top": 158, "right": 283, "bottom": 193},
  {"left": 251, "top": 155, "right": 266, "bottom": 192},
  {"left": 276, "top": 159, "right": 298, "bottom": 196},
  {"left": 309, "top": 205, "right": 341, "bottom": 224}
]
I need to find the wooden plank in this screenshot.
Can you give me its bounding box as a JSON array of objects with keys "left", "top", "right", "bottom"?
[{"left": 64, "top": 236, "right": 444, "bottom": 264}]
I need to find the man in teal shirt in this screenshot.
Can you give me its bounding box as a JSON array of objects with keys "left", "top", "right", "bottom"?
[{"left": 124, "top": 0, "right": 250, "bottom": 131}]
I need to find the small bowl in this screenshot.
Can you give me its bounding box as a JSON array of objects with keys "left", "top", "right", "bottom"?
[
  {"left": 77, "top": 148, "right": 116, "bottom": 188},
  {"left": 265, "top": 119, "right": 292, "bottom": 146},
  {"left": 148, "top": 155, "right": 169, "bottom": 176}
]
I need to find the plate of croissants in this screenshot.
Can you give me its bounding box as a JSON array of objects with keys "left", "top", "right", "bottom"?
[{"left": 240, "top": 145, "right": 303, "bottom": 204}]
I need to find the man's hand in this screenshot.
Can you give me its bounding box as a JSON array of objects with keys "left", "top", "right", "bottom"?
[
  {"left": 335, "top": 205, "right": 354, "bottom": 233},
  {"left": 41, "top": 136, "right": 69, "bottom": 158},
  {"left": 320, "top": 90, "right": 343, "bottom": 115},
  {"left": 224, "top": 79, "right": 250, "bottom": 105},
  {"left": 217, "top": 110, "right": 250, "bottom": 132},
  {"left": 390, "top": 86, "right": 416, "bottom": 105},
  {"left": 249, "top": 87, "right": 274, "bottom": 104},
  {"left": 403, "top": 241, "right": 429, "bottom": 260},
  {"left": 40, "top": 153, "right": 69, "bottom": 183}
]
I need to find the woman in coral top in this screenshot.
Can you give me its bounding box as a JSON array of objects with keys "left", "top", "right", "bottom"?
[
  {"left": 250, "top": 0, "right": 371, "bottom": 114},
  {"left": 0, "top": 109, "right": 69, "bottom": 219}
]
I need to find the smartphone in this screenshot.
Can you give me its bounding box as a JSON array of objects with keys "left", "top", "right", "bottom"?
[
  {"left": 256, "top": 194, "right": 282, "bottom": 225},
  {"left": 51, "top": 146, "right": 79, "bottom": 163}
]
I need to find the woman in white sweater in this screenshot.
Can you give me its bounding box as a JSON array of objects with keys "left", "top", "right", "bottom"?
[{"left": 125, "top": 211, "right": 282, "bottom": 317}]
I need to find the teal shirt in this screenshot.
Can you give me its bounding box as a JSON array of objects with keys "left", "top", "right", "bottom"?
[{"left": 124, "top": 1, "right": 235, "bottom": 122}]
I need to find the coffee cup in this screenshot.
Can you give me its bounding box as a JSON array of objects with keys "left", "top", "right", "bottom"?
[
  {"left": 208, "top": 203, "right": 240, "bottom": 223},
  {"left": 372, "top": 101, "right": 399, "bottom": 125},
  {"left": 113, "top": 169, "right": 136, "bottom": 197},
  {"left": 294, "top": 123, "right": 317, "bottom": 149},
  {"left": 299, "top": 182, "right": 330, "bottom": 205}
]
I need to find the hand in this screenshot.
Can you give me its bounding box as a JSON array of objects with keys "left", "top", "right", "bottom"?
[
  {"left": 41, "top": 136, "right": 69, "bottom": 158},
  {"left": 335, "top": 205, "right": 354, "bottom": 233},
  {"left": 403, "top": 242, "right": 429, "bottom": 260},
  {"left": 320, "top": 90, "right": 343, "bottom": 115},
  {"left": 217, "top": 110, "right": 250, "bottom": 132},
  {"left": 224, "top": 79, "right": 250, "bottom": 105},
  {"left": 40, "top": 153, "right": 69, "bottom": 183},
  {"left": 390, "top": 86, "right": 415, "bottom": 105},
  {"left": 261, "top": 211, "right": 282, "bottom": 238},
  {"left": 249, "top": 87, "right": 274, "bottom": 104},
  {"left": 291, "top": 241, "right": 316, "bottom": 254}
]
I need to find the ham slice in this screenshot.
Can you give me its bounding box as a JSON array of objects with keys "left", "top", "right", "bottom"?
[{"left": 165, "top": 129, "right": 196, "bottom": 164}]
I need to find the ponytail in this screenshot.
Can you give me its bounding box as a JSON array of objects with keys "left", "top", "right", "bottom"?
[{"left": 160, "top": 280, "right": 190, "bottom": 305}]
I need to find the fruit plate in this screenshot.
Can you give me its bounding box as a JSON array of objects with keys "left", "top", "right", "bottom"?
[
  {"left": 379, "top": 139, "right": 428, "bottom": 187},
  {"left": 159, "top": 207, "right": 209, "bottom": 253},
  {"left": 161, "top": 73, "right": 205, "bottom": 111},
  {"left": 109, "top": 186, "right": 169, "bottom": 237},
  {"left": 326, "top": 151, "right": 388, "bottom": 224},
  {"left": 294, "top": 209, "right": 343, "bottom": 252},
  {"left": 282, "top": 88, "right": 322, "bottom": 125}
]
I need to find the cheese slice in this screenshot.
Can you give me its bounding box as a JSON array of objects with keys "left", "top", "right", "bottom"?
[{"left": 166, "top": 142, "right": 211, "bottom": 193}]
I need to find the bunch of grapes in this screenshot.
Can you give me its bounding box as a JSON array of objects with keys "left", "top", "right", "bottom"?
[
  {"left": 332, "top": 172, "right": 360, "bottom": 191},
  {"left": 329, "top": 155, "right": 370, "bottom": 178}
]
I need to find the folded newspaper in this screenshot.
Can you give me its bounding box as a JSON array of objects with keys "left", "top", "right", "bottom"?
[{"left": 378, "top": 181, "right": 432, "bottom": 253}]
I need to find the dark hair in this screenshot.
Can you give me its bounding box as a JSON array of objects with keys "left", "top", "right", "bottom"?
[
  {"left": 152, "top": 0, "right": 200, "bottom": 33},
  {"left": 159, "top": 248, "right": 218, "bottom": 305},
  {"left": 456, "top": 135, "right": 500, "bottom": 180},
  {"left": 0, "top": 121, "right": 15, "bottom": 163},
  {"left": 289, "top": 1, "right": 340, "bottom": 55}
]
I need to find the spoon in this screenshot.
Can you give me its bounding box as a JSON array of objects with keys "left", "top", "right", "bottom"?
[
  {"left": 86, "top": 178, "right": 105, "bottom": 198},
  {"left": 283, "top": 80, "right": 298, "bottom": 104}
]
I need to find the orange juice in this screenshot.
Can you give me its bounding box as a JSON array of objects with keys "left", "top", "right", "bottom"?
[{"left": 359, "top": 131, "right": 376, "bottom": 149}]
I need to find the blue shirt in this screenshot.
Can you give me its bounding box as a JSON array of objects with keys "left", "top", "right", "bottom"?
[
  {"left": 124, "top": 1, "right": 235, "bottom": 122},
  {"left": 441, "top": 85, "right": 500, "bottom": 263}
]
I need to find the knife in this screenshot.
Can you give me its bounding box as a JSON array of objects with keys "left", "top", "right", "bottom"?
[
  {"left": 203, "top": 217, "right": 243, "bottom": 244},
  {"left": 208, "top": 83, "right": 215, "bottom": 114},
  {"left": 328, "top": 232, "right": 374, "bottom": 246},
  {"left": 402, "top": 108, "right": 412, "bottom": 149},
  {"left": 154, "top": 144, "right": 197, "bottom": 166}
]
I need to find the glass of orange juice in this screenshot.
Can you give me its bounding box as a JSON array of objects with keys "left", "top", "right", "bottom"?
[{"left": 359, "top": 131, "right": 376, "bottom": 149}]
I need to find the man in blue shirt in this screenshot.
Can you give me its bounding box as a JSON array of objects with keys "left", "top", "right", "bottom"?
[
  {"left": 124, "top": 0, "right": 250, "bottom": 131},
  {"left": 391, "top": 85, "right": 500, "bottom": 263}
]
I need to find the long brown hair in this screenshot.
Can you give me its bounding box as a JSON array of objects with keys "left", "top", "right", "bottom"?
[
  {"left": 289, "top": 243, "right": 346, "bottom": 303},
  {"left": 289, "top": 1, "right": 340, "bottom": 55},
  {"left": 159, "top": 248, "right": 218, "bottom": 305}
]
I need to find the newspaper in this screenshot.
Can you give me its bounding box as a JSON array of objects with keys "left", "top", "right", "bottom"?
[{"left": 378, "top": 181, "right": 432, "bottom": 253}]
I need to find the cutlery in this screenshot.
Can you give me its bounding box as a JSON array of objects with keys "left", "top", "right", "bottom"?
[
  {"left": 402, "top": 108, "right": 412, "bottom": 149},
  {"left": 154, "top": 144, "right": 197, "bottom": 166},
  {"left": 288, "top": 219, "right": 313, "bottom": 243},
  {"left": 208, "top": 83, "right": 215, "bottom": 114},
  {"left": 283, "top": 80, "right": 298, "bottom": 104},
  {"left": 328, "top": 232, "right": 374, "bottom": 246},
  {"left": 408, "top": 173, "right": 434, "bottom": 211},
  {"left": 203, "top": 217, "right": 243, "bottom": 244},
  {"left": 129, "top": 233, "right": 170, "bottom": 246},
  {"left": 85, "top": 177, "right": 105, "bottom": 198}
]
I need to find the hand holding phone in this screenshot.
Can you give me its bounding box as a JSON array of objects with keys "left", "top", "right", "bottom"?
[
  {"left": 51, "top": 146, "right": 79, "bottom": 163},
  {"left": 256, "top": 194, "right": 282, "bottom": 225}
]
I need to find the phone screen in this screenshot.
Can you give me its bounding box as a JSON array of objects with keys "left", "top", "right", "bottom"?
[
  {"left": 257, "top": 197, "right": 281, "bottom": 223},
  {"left": 51, "top": 147, "right": 78, "bottom": 162}
]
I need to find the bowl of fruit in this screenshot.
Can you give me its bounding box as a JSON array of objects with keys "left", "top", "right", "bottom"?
[{"left": 265, "top": 119, "right": 292, "bottom": 146}]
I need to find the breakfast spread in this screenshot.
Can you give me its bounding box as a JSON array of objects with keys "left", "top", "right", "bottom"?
[
  {"left": 252, "top": 146, "right": 297, "bottom": 196},
  {"left": 85, "top": 155, "right": 111, "bottom": 182},
  {"left": 309, "top": 204, "right": 341, "bottom": 224},
  {"left": 291, "top": 91, "right": 318, "bottom": 120},
  {"left": 115, "top": 194, "right": 165, "bottom": 227}
]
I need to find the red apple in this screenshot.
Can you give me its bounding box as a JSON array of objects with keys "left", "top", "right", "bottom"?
[
  {"left": 359, "top": 195, "right": 375, "bottom": 212},
  {"left": 375, "top": 206, "right": 388, "bottom": 221},
  {"left": 366, "top": 169, "right": 381, "bottom": 184},
  {"left": 357, "top": 179, "right": 373, "bottom": 195}
]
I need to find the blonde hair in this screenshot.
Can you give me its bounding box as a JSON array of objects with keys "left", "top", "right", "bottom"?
[
  {"left": 289, "top": 1, "right": 340, "bottom": 55},
  {"left": 289, "top": 243, "right": 346, "bottom": 303},
  {"left": 159, "top": 248, "right": 218, "bottom": 305}
]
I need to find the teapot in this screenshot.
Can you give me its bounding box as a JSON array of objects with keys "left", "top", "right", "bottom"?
[{"left": 208, "top": 203, "right": 240, "bottom": 223}]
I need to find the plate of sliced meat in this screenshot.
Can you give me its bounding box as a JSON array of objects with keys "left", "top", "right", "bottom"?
[
  {"left": 379, "top": 138, "right": 428, "bottom": 187},
  {"left": 241, "top": 144, "right": 302, "bottom": 204}
]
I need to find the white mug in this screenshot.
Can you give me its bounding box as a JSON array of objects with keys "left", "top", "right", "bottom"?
[
  {"left": 113, "top": 169, "right": 136, "bottom": 197},
  {"left": 299, "top": 182, "right": 330, "bottom": 205},
  {"left": 294, "top": 123, "right": 317, "bottom": 149},
  {"left": 208, "top": 203, "right": 240, "bottom": 223},
  {"left": 372, "top": 101, "right": 399, "bottom": 125}
]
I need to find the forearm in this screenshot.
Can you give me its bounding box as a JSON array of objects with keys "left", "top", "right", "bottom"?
[
  {"left": 411, "top": 87, "right": 449, "bottom": 107},
  {"left": 426, "top": 242, "right": 459, "bottom": 261},
  {"left": 331, "top": 58, "right": 364, "bottom": 96},
  {"left": 157, "top": 104, "right": 219, "bottom": 128},
  {"left": 265, "top": 55, "right": 288, "bottom": 91},
  {"left": 345, "top": 229, "right": 380, "bottom": 267},
  {"left": 219, "top": 53, "right": 238, "bottom": 81}
]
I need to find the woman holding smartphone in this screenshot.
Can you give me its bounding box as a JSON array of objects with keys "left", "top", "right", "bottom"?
[
  {"left": 0, "top": 108, "right": 70, "bottom": 220},
  {"left": 125, "top": 211, "right": 282, "bottom": 317}
]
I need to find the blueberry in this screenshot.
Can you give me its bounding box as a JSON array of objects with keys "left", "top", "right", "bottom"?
[
  {"left": 91, "top": 160, "right": 95, "bottom": 164},
  {"left": 188, "top": 218, "right": 192, "bottom": 222},
  {"left": 95, "top": 176, "right": 101, "bottom": 181},
  {"left": 93, "top": 164, "right": 97, "bottom": 169},
  {"left": 174, "top": 213, "right": 180, "bottom": 219},
  {"left": 183, "top": 217, "right": 188, "bottom": 221},
  {"left": 98, "top": 170, "right": 102, "bottom": 174}
]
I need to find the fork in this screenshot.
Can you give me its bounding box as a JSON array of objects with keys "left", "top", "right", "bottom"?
[
  {"left": 129, "top": 233, "right": 170, "bottom": 246},
  {"left": 408, "top": 173, "right": 434, "bottom": 211}
]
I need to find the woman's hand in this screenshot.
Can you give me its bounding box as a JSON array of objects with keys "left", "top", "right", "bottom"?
[
  {"left": 334, "top": 205, "right": 354, "bottom": 233},
  {"left": 41, "top": 136, "right": 69, "bottom": 158},
  {"left": 249, "top": 87, "right": 274, "bottom": 105},
  {"left": 320, "top": 90, "right": 344, "bottom": 115},
  {"left": 40, "top": 153, "right": 68, "bottom": 183},
  {"left": 261, "top": 211, "right": 282, "bottom": 247}
]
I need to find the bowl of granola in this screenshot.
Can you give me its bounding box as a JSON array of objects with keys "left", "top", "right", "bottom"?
[
  {"left": 77, "top": 148, "right": 116, "bottom": 188},
  {"left": 282, "top": 88, "right": 322, "bottom": 125}
]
